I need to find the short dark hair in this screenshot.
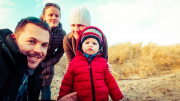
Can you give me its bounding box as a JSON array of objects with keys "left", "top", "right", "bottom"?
[{"left": 14, "top": 17, "right": 51, "bottom": 38}]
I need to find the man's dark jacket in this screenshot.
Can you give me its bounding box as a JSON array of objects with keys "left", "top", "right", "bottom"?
[{"left": 0, "top": 29, "right": 43, "bottom": 101}]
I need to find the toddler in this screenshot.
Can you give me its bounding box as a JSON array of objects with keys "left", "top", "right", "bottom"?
[{"left": 57, "top": 26, "right": 123, "bottom": 101}]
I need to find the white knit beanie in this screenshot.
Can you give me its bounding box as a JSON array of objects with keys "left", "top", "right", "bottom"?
[{"left": 69, "top": 6, "right": 91, "bottom": 26}]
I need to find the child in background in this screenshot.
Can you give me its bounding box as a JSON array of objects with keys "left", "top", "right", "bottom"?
[{"left": 57, "top": 26, "right": 123, "bottom": 101}]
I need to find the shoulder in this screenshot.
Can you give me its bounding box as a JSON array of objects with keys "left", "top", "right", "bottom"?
[
  {"left": 71, "top": 55, "right": 82, "bottom": 63},
  {"left": 93, "top": 56, "right": 107, "bottom": 65},
  {"left": 63, "top": 32, "right": 72, "bottom": 43},
  {"left": 70, "top": 54, "right": 86, "bottom": 64},
  {"left": 97, "top": 56, "right": 107, "bottom": 62},
  {"left": 0, "top": 29, "right": 13, "bottom": 38},
  {"left": 58, "top": 22, "right": 66, "bottom": 36},
  {"left": 69, "top": 55, "right": 86, "bottom": 68},
  {"left": 0, "top": 29, "right": 13, "bottom": 44},
  {"left": 61, "top": 29, "right": 66, "bottom": 36}
]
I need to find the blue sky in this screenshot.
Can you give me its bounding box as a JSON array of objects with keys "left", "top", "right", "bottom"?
[{"left": 0, "top": 0, "right": 180, "bottom": 46}]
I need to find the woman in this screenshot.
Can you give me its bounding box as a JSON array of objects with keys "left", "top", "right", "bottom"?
[
  {"left": 39, "top": 3, "right": 66, "bottom": 100},
  {"left": 63, "top": 6, "right": 112, "bottom": 70}
]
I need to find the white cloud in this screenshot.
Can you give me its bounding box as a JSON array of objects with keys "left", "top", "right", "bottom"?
[
  {"left": 0, "top": 0, "right": 15, "bottom": 5},
  {"left": 0, "top": 1, "right": 16, "bottom": 23},
  {"left": 96, "top": 0, "right": 180, "bottom": 46}
]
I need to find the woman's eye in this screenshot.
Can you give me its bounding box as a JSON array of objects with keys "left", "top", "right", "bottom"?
[{"left": 80, "top": 25, "right": 85, "bottom": 28}]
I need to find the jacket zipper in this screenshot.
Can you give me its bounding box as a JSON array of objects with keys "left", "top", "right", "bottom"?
[{"left": 89, "top": 63, "right": 96, "bottom": 101}]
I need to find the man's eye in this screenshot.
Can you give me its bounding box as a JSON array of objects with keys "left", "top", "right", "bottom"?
[
  {"left": 42, "top": 44, "right": 48, "bottom": 48},
  {"left": 29, "top": 40, "right": 35, "bottom": 44},
  {"left": 49, "top": 14, "right": 53, "bottom": 17}
]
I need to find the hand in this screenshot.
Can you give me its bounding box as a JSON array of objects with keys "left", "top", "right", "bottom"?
[
  {"left": 66, "top": 62, "right": 70, "bottom": 71},
  {"left": 107, "top": 62, "right": 113, "bottom": 74},
  {"left": 57, "top": 92, "right": 77, "bottom": 101}
]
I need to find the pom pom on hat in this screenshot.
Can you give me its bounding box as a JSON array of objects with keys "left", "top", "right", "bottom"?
[{"left": 69, "top": 6, "right": 91, "bottom": 26}]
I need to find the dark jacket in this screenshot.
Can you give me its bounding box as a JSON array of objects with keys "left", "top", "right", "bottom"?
[
  {"left": 40, "top": 23, "right": 66, "bottom": 86},
  {"left": 0, "top": 29, "right": 43, "bottom": 101}
]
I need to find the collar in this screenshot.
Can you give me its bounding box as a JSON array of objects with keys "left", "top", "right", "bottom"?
[
  {"left": 26, "top": 69, "right": 34, "bottom": 75},
  {"left": 83, "top": 53, "right": 97, "bottom": 62},
  {"left": 5, "top": 34, "right": 27, "bottom": 68},
  {"left": 51, "top": 22, "right": 62, "bottom": 33}
]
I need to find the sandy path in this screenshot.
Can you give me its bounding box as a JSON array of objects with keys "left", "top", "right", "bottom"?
[
  {"left": 50, "top": 65, "right": 180, "bottom": 101},
  {"left": 118, "top": 72, "right": 180, "bottom": 101}
]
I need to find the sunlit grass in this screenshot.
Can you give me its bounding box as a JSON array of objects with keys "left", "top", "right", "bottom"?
[
  {"left": 109, "top": 42, "right": 180, "bottom": 79},
  {"left": 57, "top": 42, "right": 180, "bottom": 79}
]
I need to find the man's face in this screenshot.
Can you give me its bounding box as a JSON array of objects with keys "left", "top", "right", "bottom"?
[
  {"left": 70, "top": 24, "right": 87, "bottom": 40},
  {"left": 81, "top": 38, "right": 100, "bottom": 55},
  {"left": 13, "top": 23, "right": 49, "bottom": 69}
]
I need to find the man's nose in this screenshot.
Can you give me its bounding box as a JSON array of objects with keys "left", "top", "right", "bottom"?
[{"left": 33, "top": 44, "right": 42, "bottom": 53}]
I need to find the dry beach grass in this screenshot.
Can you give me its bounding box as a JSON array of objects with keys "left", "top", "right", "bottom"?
[{"left": 50, "top": 42, "right": 180, "bottom": 101}]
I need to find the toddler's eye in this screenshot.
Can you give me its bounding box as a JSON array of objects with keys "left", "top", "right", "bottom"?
[
  {"left": 49, "top": 14, "right": 53, "bottom": 17},
  {"left": 55, "top": 14, "right": 59, "bottom": 17}
]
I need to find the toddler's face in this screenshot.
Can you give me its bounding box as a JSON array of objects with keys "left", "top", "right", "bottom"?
[{"left": 81, "top": 38, "right": 99, "bottom": 55}]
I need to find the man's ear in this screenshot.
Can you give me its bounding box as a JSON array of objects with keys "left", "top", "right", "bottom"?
[{"left": 11, "top": 34, "right": 16, "bottom": 41}]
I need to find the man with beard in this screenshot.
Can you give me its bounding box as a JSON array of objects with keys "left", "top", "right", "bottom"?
[{"left": 0, "top": 16, "right": 77, "bottom": 101}]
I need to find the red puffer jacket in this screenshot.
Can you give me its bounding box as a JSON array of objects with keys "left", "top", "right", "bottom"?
[
  {"left": 58, "top": 52, "right": 123, "bottom": 101},
  {"left": 58, "top": 26, "right": 123, "bottom": 101}
]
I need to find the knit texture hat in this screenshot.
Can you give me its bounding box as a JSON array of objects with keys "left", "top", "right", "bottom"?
[
  {"left": 69, "top": 6, "right": 91, "bottom": 26},
  {"left": 76, "top": 26, "right": 105, "bottom": 55},
  {"left": 81, "top": 28, "right": 103, "bottom": 48}
]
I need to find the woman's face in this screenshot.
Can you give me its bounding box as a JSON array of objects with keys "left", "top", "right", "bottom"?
[
  {"left": 70, "top": 24, "right": 87, "bottom": 40},
  {"left": 43, "top": 6, "right": 60, "bottom": 28}
]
